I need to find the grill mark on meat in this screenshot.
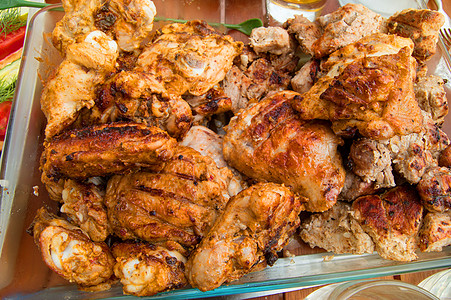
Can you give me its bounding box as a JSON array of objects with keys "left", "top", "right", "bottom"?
[{"left": 94, "top": 2, "right": 117, "bottom": 32}]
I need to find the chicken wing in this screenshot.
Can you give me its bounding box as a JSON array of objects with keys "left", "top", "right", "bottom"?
[
  {"left": 105, "top": 146, "right": 233, "bottom": 246},
  {"left": 40, "top": 122, "right": 177, "bottom": 185},
  {"left": 185, "top": 182, "right": 304, "bottom": 291},
  {"left": 223, "top": 90, "right": 345, "bottom": 212},
  {"left": 292, "top": 33, "right": 423, "bottom": 140},
  {"left": 112, "top": 242, "right": 187, "bottom": 296},
  {"left": 31, "top": 207, "right": 115, "bottom": 290},
  {"left": 352, "top": 186, "right": 423, "bottom": 261}
]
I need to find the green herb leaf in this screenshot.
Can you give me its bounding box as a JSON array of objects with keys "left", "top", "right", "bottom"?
[{"left": 0, "top": 8, "right": 27, "bottom": 37}]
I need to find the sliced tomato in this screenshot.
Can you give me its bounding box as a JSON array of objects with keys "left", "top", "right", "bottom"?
[
  {"left": 0, "top": 101, "right": 12, "bottom": 140},
  {"left": 0, "top": 26, "right": 26, "bottom": 61}
]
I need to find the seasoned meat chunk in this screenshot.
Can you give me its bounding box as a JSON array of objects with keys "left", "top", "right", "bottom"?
[
  {"left": 312, "top": 4, "right": 384, "bottom": 58},
  {"left": 185, "top": 183, "right": 304, "bottom": 291},
  {"left": 105, "top": 146, "right": 233, "bottom": 246},
  {"left": 31, "top": 208, "right": 115, "bottom": 290},
  {"left": 112, "top": 242, "right": 187, "bottom": 296},
  {"left": 40, "top": 122, "right": 177, "bottom": 184},
  {"left": 352, "top": 186, "right": 423, "bottom": 261},
  {"left": 300, "top": 201, "right": 375, "bottom": 254},
  {"left": 387, "top": 9, "right": 445, "bottom": 62},
  {"left": 250, "top": 26, "right": 291, "bottom": 55},
  {"left": 415, "top": 75, "right": 448, "bottom": 125},
  {"left": 418, "top": 211, "right": 451, "bottom": 252},
  {"left": 61, "top": 179, "right": 111, "bottom": 242},
  {"left": 417, "top": 166, "right": 451, "bottom": 212},
  {"left": 223, "top": 91, "right": 346, "bottom": 212},
  {"left": 285, "top": 15, "right": 321, "bottom": 56},
  {"left": 291, "top": 59, "right": 320, "bottom": 94}
]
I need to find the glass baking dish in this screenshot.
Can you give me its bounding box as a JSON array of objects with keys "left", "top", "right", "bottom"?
[{"left": 0, "top": 0, "right": 450, "bottom": 299}]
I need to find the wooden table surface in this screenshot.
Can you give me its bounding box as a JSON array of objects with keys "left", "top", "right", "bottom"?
[{"left": 0, "top": 0, "right": 449, "bottom": 299}]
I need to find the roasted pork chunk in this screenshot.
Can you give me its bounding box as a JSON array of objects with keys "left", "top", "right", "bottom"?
[
  {"left": 417, "top": 166, "right": 451, "bottom": 212},
  {"left": 31, "top": 208, "right": 115, "bottom": 290},
  {"left": 223, "top": 90, "right": 345, "bottom": 212},
  {"left": 185, "top": 183, "right": 304, "bottom": 291},
  {"left": 418, "top": 211, "right": 451, "bottom": 252}
]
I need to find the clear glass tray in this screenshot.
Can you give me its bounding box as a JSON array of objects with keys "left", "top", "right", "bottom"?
[{"left": 1, "top": 1, "right": 450, "bottom": 299}]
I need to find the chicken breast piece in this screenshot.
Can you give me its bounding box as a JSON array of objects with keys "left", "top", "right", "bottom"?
[
  {"left": 223, "top": 90, "right": 345, "bottom": 212},
  {"left": 387, "top": 9, "right": 444, "bottom": 62},
  {"left": 312, "top": 3, "right": 384, "bottom": 58},
  {"left": 112, "top": 242, "right": 187, "bottom": 296},
  {"left": 418, "top": 211, "right": 451, "bottom": 252},
  {"left": 132, "top": 20, "right": 243, "bottom": 96},
  {"left": 40, "top": 122, "right": 177, "bottom": 186},
  {"left": 105, "top": 146, "right": 233, "bottom": 246},
  {"left": 285, "top": 15, "right": 321, "bottom": 56},
  {"left": 300, "top": 201, "right": 375, "bottom": 254},
  {"left": 31, "top": 207, "right": 115, "bottom": 290},
  {"left": 292, "top": 34, "right": 423, "bottom": 140},
  {"left": 417, "top": 166, "right": 451, "bottom": 212},
  {"left": 185, "top": 182, "right": 304, "bottom": 292},
  {"left": 352, "top": 186, "right": 423, "bottom": 261},
  {"left": 60, "top": 179, "right": 111, "bottom": 242}
]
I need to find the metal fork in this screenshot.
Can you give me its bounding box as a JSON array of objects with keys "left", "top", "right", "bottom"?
[
  {"left": 432, "top": 0, "right": 451, "bottom": 48},
  {"left": 442, "top": 27, "right": 451, "bottom": 48}
]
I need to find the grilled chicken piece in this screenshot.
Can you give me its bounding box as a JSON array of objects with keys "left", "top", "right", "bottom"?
[
  {"left": 121, "top": 20, "right": 243, "bottom": 97},
  {"left": 439, "top": 144, "right": 451, "bottom": 168},
  {"left": 223, "top": 91, "right": 345, "bottom": 212},
  {"left": 41, "top": 31, "right": 119, "bottom": 139},
  {"left": 52, "top": 0, "right": 156, "bottom": 54},
  {"left": 112, "top": 242, "right": 187, "bottom": 296},
  {"left": 291, "top": 59, "right": 320, "bottom": 94},
  {"left": 414, "top": 74, "right": 448, "bottom": 125},
  {"left": 300, "top": 201, "right": 375, "bottom": 254},
  {"left": 418, "top": 211, "right": 451, "bottom": 252},
  {"left": 60, "top": 179, "right": 111, "bottom": 242},
  {"left": 40, "top": 122, "right": 177, "bottom": 186},
  {"left": 292, "top": 33, "right": 423, "bottom": 140},
  {"left": 417, "top": 166, "right": 451, "bottom": 212},
  {"left": 95, "top": 80, "right": 193, "bottom": 138},
  {"left": 387, "top": 9, "right": 445, "bottom": 62},
  {"left": 185, "top": 182, "right": 304, "bottom": 291},
  {"left": 352, "top": 186, "right": 423, "bottom": 261},
  {"left": 105, "top": 146, "right": 233, "bottom": 246},
  {"left": 339, "top": 170, "right": 378, "bottom": 202},
  {"left": 31, "top": 207, "right": 115, "bottom": 290},
  {"left": 250, "top": 26, "right": 291, "bottom": 55},
  {"left": 312, "top": 4, "right": 384, "bottom": 58}
]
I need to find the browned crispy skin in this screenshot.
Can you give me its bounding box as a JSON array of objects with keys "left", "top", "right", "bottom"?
[
  {"left": 292, "top": 41, "right": 423, "bottom": 140},
  {"left": 418, "top": 211, "right": 451, "bottom": 252},
  {"left": 40, "top": 122, "right": 177, "bottom": 184},
  {"left": 112, "top": 242, "right": 187, "bottom": 296},
  {"left": 352, "top": 186, "right": 423, "bottom": 261},
  {"left": 185, "top": 183, "right": 304, "bottom": 292},
  {"left": 417, "top": 166, "right": 451, "bottom": 212},
  {"left": 32, "top": 207, "right": 115, "bottom": 290},
  {"left": 387, "top": 9, "right": 444, "bottom": 62},
  {"left": 105, "top": 146, "right": 232, "bottom": 246},
  {"left": 223, "top": 91, "right": 345, "bottom": 212}
]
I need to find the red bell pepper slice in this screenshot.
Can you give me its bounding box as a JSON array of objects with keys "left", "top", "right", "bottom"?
[
  {"left": 0, "top": 101, "right": 12, "bottom": 140},
  {"left": 0, "top": 26, "right": 26, "bottom": 61}
]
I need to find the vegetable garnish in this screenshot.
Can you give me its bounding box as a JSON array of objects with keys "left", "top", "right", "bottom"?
[{"left": 0, "top": 8, "right": 27, "bottom": 36}]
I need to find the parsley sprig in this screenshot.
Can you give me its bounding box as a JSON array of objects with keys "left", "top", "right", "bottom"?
[
  {"left": 0, "top": 8, "right": 26, "bottom": 37},
  {"left": 0, "top": 76, "right": 17, "bottom": 103}
]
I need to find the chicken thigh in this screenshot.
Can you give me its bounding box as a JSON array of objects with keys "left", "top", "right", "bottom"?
[
  {"left": 223, "top": 90, "right": 345, "bottom": 212},
  {"left": 185, "top": 182, "right": 304, "bottom": 291}
]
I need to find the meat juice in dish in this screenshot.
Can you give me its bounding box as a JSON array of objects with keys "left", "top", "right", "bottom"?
[{"left": 27, "top": 0, "right": 451, "bottom": 297}]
